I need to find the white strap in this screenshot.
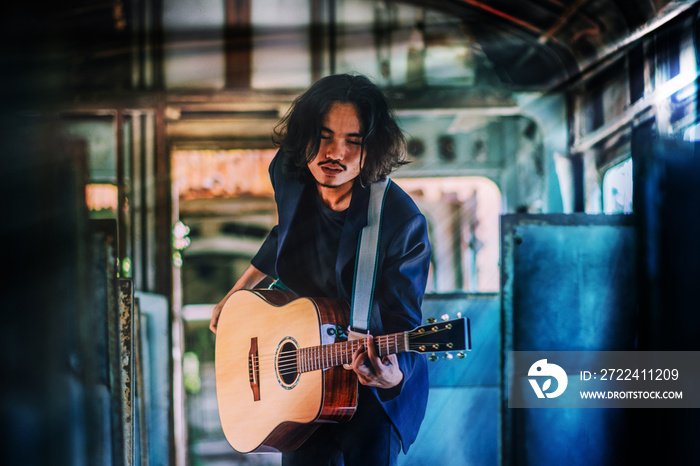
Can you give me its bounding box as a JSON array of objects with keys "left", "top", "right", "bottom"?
[{"left": 350, "top": 178, "right": 390, "bottom": 333}]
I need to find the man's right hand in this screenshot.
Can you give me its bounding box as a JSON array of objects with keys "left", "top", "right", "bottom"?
[
  {"left": 209, "top": 264, "right": 268, "bottom": 334},
  {"left": 209, "top": 299, "right": 227, "bottom": 334}
]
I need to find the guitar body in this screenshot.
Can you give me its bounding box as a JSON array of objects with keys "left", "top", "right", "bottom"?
[{"left": 215, "top": 289, "right": 358, "bottom": 453}]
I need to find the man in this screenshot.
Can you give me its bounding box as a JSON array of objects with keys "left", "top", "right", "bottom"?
[{"left": 209, "top": 73, "right": 431, "bottom": 465}]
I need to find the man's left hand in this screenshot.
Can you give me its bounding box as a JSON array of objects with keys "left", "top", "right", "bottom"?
[{"left": 350, "top": 335, "right": 404, "bottom": 389}]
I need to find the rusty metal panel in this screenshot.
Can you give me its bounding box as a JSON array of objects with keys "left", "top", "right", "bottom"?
[
  {"left": 90, "top": 219, "right": 125, "bottom": 466},
  {"left": 119, "top": 278, "right": 135, "bottom": 466}
]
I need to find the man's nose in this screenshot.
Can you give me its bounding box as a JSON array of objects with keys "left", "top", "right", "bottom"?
[{"left": 325, "top": 140, "right": 346, "bottom": 159}]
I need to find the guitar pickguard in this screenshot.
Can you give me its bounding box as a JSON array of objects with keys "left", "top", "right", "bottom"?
[{"left": 320, "top": 323, "right": 346, "bottom": 345}]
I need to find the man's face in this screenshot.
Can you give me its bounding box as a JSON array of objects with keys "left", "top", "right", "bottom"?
[{"left": 307, "top": 101, "right": 364, "bottom": 190}]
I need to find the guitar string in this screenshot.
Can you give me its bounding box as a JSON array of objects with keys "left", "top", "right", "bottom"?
[
  {"left": 255, "top": 341, "right": 367, "bottom": 377},
  {"left": 249, "top": 327, "right": 459, "bottom": 377},
  {"left": 251, "top": 327, "right": 457, "bottom": 369},
  {"left": 255, "top": 335, "right": 456, "bottom": 372},
  {"left": 274, "top": 340, "right": 459, "bottom": 377},
  {"left": 251, "top": 325, "right": 456, "bottom": 367},
  {"left": 252, "top": 333, "right": 404, "bottom": 370},
  {"left": 276, "top": 337, "right": 457, "bottom": 377}
]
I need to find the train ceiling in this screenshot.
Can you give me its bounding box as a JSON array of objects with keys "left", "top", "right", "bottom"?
[
  {"left": 4, "top": 0, "right": 697, "bottom": 101},
  {"left": 406, "top": 0, "right": 695, "bottom": 90}
]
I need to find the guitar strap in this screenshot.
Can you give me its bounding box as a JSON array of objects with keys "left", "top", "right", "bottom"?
[{"left": 349, "top": 177, "right": 390, "bottom": 336}]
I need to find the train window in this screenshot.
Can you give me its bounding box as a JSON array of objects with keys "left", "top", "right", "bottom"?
[
  {"left": 602, "top": 158, "right": 633, "bottom": 214},
  {"left": 684, "top": 123, "right": 700, "bottom": 142},
  {"left": 657, "top": 26, "right": 681, "bottom": 82},
  {"left": 584, "top": 82, "right": 605, "bottom": 133},
  {"left": 173, "top": 148, "right": 278, "bottom": 306},
  {"left": 581, "top": 59, "right": 628, "bottom": 136},
  {"left": 173, "top": 149, "right": 503, "bottom": 296},
  {"left": 172, "top": 149, "right": 276, "bottom": 200},
  {"left": 628, "top": 43, "right": 645, "bottom": 104},
  {"left": 86, "top": 183, "right": 118, "bottom": 218},
  {"left": 394, "top": 177, "right": 501, "bottom": 293},
  {"left": 59, "top": 116, "right": 119, "bottom": 214}
]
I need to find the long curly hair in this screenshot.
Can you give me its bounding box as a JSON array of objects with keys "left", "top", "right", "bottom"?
[{"left": 272, "top": 73, "right": 408, "bottom": 184}]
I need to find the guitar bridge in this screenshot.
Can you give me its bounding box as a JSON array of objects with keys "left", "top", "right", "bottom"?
[{"left": 248, "top": 337, "right": 260, "bottom": 401}]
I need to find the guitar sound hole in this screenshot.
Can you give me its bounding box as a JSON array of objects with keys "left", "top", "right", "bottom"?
[{"left": 277, "top": 340, "right": 299, "bottom": 387}]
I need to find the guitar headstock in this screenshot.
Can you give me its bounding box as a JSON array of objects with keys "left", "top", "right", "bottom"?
[{"left": 408, "top": 316, "right": 471, "bottom": 360}]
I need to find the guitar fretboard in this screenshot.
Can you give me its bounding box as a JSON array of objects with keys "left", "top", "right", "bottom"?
[{"left": 297, "top": 333, "right": 407, "bottom": 373}]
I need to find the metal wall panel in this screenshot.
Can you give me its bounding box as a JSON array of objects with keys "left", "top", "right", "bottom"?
[
  {"left": 500, "top": 213, "right": 637, "bottom": 466},
  {"left": 399, "top": 293, "right": 499, "bottom": 466}
]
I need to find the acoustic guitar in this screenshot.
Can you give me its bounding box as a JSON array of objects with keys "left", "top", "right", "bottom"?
[{"left": 215, "top": 289, "right": 471, "bottom": 453}]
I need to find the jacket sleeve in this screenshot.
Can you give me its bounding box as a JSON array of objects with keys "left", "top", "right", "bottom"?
[
  {"left": 375, "top": 212, "right": 432, "bottom": 401},
  {"left": 251, "top": 225, "right": 279, "bottom": 279},
  {"left": 250, "top": 151, "right": 283, "bottom": 278}
]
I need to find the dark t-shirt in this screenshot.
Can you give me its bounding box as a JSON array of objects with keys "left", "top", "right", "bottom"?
[{"left": 285, "top": 186, "right": 347, "bottom": 298}]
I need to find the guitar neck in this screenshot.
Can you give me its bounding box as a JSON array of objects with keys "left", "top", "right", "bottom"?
[
  {"left": 297, "top": 333, "right": 406, "bottom": 373},
  {"left": 295, "top": 317, "right": 469, "bottom": 374}
]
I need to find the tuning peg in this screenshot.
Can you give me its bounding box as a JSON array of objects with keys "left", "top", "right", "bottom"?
[
  {"left": 443, "top": 352, "right": 453, "bottom": 360},
  {"left": 427, "top": 317, "right": 436, "bottom": 323},
  {"left": 457, "top": 312, "right": 462, "bottom": 318},
  {"left": 429, "top": 353, "right": 438, "bottom": 362},
  {"left": 456, "top": 352, "right": 466, "bottom": 359},
  {"left": 441, "top": 314, "right": 450, "bottom": 321}
]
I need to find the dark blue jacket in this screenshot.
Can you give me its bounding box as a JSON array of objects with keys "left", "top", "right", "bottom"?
[{"left": 251, "top": 151, "right": 431, "bottom": 453}]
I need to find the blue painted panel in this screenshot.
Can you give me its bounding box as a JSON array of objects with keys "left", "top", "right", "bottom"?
[
  {"left": 399, "top": 294, "right": 501, "bottom": 465},
  {"left": 135, "top": 292, "right": 171, "bottom": 466},
  {"left": 500, "top": 214, "right": 638, "bottom": 466},
  {"left": 422, "top": 294, "right": 500, "bottom": 386},
  {"left": 512, "top": 222, "right": 637, "bottom": 351},
  {"left": 516, "top": 409, "right": 633, "bottom": 466},
  {"left": 400, "top": 387, "right": 498, "bottom": 466}
]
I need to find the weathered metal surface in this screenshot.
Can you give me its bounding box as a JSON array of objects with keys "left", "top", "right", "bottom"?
[
  {"left": 119, "top": 278, "right": 134, "bottom": 466},
  {"left": 90, "top": 219, "right": 125, "bottom": 466},
  {"left": 135, "top": 291, "right": 172, "bottom": 466},
  {"left": 400, "top": 292, "right": 500, "bottom": 466},
  {"left": 500, "top": 213, "right": 637, "bottom": 466},
  {"left": 134, "top": 298, "right": 149, "bottom": 466}
]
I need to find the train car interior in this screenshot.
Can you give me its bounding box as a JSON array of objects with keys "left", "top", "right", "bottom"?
[{"left": 3, "top": 0, "right": 699, "bottom": 465}]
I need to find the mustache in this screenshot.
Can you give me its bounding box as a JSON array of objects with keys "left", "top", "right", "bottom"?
[{"left": 318, "top": 160, "right": 346, "bottom": 170}]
